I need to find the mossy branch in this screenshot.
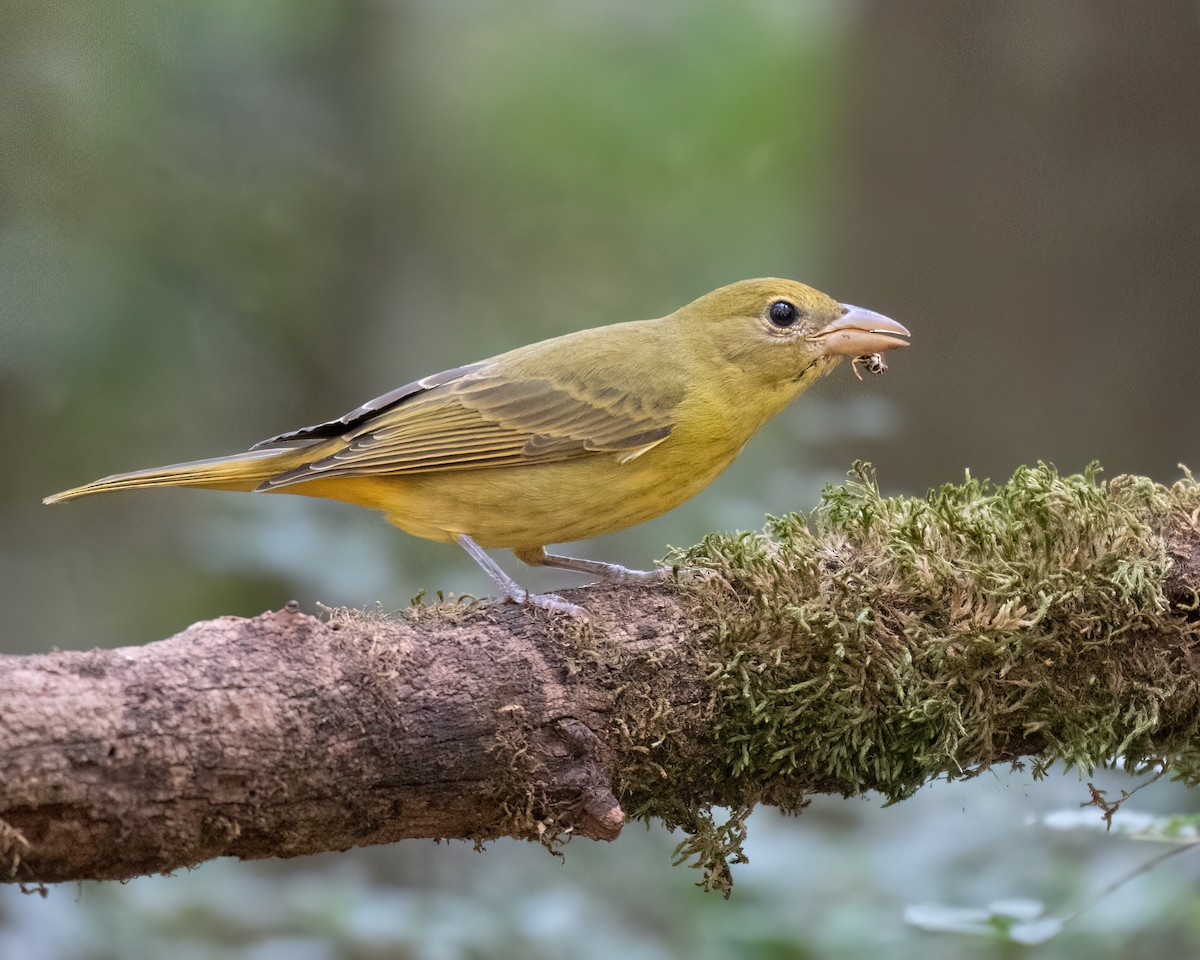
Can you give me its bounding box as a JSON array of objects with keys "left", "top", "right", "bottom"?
[{"left": 2, "top": 464, "right": 1198, "bottom": 895}]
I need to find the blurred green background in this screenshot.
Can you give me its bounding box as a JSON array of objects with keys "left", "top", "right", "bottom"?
[{"left": 4, "top": 1, "right": 1200, "bottom": 957}]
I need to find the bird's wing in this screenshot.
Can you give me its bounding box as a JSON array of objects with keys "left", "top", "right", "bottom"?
[
  {"left": 250, "top": 362, "right": 489, "bottom": 448},
  {"left": 257, "top": 362, "right": 679, "bottom": 489}
]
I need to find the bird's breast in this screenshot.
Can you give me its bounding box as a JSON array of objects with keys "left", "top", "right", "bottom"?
[{"left": 333, "top": 421, "right": 747, "bottom": 549}]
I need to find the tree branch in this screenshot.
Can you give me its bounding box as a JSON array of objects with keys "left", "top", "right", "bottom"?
[{"left": 4, "top": 465, "right": 1199, "bottom": 893}]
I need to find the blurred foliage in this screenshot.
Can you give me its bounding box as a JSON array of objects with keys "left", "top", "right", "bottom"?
[
  {"left": 4, "top": 0, "right": 855, "bottom": 648},
  {"left": 4, "top": 0, "right": 1200, "bottom": 956}
]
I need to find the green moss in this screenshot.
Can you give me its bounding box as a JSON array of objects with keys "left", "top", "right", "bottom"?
[{"left": 619, "top": 463, "right": 1200, "bottom": 894}]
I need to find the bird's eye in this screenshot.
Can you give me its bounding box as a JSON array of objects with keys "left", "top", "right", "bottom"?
[{"left": 767, "top": 300, "right": 798, "bottom": 328}]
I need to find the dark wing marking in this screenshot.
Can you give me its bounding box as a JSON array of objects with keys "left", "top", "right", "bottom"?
[
  {"left": 250, "top": 362, "right": 487, "bottom": 449},
  {"left": 257, "top": 368, "right": 677, "bottom": 489}
]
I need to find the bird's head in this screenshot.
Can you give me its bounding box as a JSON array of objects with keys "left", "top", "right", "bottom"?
[{"left": 672, "top": 277, "right": 910, "bottom": 390}]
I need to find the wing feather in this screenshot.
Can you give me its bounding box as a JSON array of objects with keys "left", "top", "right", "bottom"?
[
  {"left": 258, "top": 361, "right": 679, "bottom": 489},
  {"left": 250, "top": 363, "right": 488, "bottom": 448}
]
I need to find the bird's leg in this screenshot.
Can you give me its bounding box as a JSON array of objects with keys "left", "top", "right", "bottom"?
[
  {"left": 513, "top": 546, "right": 670, "bottom": 583},
  {"left": 455, "top": 535, "right": 587, "bottom": 618}
]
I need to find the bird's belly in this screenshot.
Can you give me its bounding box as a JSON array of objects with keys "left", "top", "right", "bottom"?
[{"left": 285, "top": 441, "right": 740, "bottom": 549}]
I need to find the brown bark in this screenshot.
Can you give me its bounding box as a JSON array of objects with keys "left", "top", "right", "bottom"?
[
  {"left": 0, "top": 587, "right": 693, "bottom": 885},
  {"left": 3, "top": 520, "right": 1198, "bottom": 888}
]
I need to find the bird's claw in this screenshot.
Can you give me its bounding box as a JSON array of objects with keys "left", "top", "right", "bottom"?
[
  {"left": 502, "top": 585, "right": 589, "bottom": 619},
  {"left": 603, "top": 564, "right": 671, "bottom": 583}
]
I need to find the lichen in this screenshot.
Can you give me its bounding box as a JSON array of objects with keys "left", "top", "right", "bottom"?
[
  {"left": 615, "top": 463, "right": 1200, "bottom": 894},
  {"left": 0, "top": 818, "right": 30, "bottom": 882},
  {"left": 481, "top": 704, "right": 579, "bottom": 855}
]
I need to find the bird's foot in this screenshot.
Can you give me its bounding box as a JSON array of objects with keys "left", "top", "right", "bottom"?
[
  {"left": 456, "top": 535, "right": 590, "bottom": 618},
  {"left": 502, "top": 584, "right": 589, "bottom": 619},
  {"left": 591, "top": 562, "right": 671, "bottom": 583},
  {"left": 513, "top": 547, "right": 672, "bottom": 584}
]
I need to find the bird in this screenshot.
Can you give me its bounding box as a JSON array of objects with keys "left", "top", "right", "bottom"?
[{"left": 44, "top": 278, "right": 909, "bottom": 616}]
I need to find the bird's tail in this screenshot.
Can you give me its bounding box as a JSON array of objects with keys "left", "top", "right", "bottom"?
[{"left": 43, "top": 448, "right": 299, "bottom": 504}]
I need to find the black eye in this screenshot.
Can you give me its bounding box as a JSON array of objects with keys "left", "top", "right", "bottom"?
[{"left": 768, "top": 300, "right": 798, "bottom": 328}]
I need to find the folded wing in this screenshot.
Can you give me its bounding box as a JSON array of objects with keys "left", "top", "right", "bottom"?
[{"left": 257, "top": 364, "right": 677, "bottom": 490}]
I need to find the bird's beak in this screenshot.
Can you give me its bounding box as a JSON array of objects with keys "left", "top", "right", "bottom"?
[{"left": 808, "top": 305, "right": 911, "bottom": 357}]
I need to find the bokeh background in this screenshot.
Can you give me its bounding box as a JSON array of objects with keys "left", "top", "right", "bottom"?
[{"left": 4, "top": 1, "right": 1200, "bottom": 957}]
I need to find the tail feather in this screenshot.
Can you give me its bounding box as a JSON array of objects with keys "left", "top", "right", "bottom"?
[{"left": 43, "top": 448, "right": 299, "bottom": 504}]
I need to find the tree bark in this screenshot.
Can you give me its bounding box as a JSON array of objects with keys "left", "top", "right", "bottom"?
[
  {"left": 0, "top": 591, "right": 679, "bottom": 885},
  {"left": 3, "top": 467, "right": 1199, "bottom": 892}
]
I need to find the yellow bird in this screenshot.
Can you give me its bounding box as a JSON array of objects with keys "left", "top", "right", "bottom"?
[{"left": 45, "top": 278, "right": 909, "bottom": 615}]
